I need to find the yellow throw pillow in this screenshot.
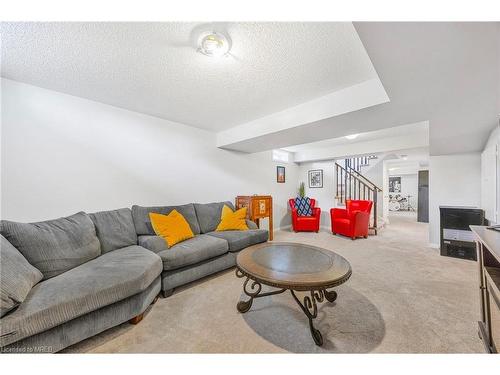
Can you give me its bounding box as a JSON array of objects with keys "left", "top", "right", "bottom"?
[
  {"left": 216, "top": 205, "right": 249, "bottom": 231},
  {"left": 149, "top": 210, "right": 194, "bottom": 248}
]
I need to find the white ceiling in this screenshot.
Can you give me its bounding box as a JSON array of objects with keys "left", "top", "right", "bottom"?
[
  {"left": 387, "top": 157, "right": 430, "bottom": 175},
  {"left": 288, "top": 122, "right": 429, "bottom": 163},
  {"left": 217, "top": 23, "right": 500, "bottom": 155},
  {"left": 386, "top": 147, "right": 430, "bottom": 173},
  {"left": 2, "top": 22, "right": 498, "bottom": 155},
  {"left": 385, "top": 148, "right": 430, "bottom": 163},
  {"left": 283, "top": 121, "right": 428, "bottom": 153},
  {"left": 0, "top": 22, "right": 377, "bottom": 131}
]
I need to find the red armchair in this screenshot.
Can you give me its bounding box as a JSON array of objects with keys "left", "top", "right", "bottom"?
[
  {"left": 330, "top": 200, "right": 373, "bottom": 240},
  {"left": 289, "top": 198, "right": 321, "bottom": 232}
]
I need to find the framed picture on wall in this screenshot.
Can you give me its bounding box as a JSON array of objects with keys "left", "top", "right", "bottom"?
[
  {"left": 276, "top": 166, "right": 285, "bottom": 183},
  {"left": 308, "top": 169, "right": 323, "bottom": 188},
  {"left": 389, "top": 176, "right": 401, "bottom": 193}
]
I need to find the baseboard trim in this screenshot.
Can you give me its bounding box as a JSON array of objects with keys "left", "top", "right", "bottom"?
[
  {"left": 275, "top": 225, "right": 331, "bottom": 233},
  {"left": 429, "top": 243, "right": 440, "bottom": 249}
]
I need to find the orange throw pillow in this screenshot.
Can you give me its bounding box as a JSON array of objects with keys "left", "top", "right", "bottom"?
[
  {"left": 216, "top": 205, "right": 249, "bottom": 231},
  {"left": 149, "top": 210, "right": 194, "bottom": 248}
]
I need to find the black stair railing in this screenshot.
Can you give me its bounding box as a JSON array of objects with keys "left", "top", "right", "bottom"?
[{"left": 335, "top": 162, "right": 382, "bottom": 235}]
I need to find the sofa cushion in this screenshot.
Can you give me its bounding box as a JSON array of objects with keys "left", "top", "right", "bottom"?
[
  {"left": 132, "top": 204, "right": 200, "bottom": 236},
  {"left": 207, "top": 230, "right": 269, "bottom": 252},
  {"left": 1, "top": 235, "right": 43, "bottom": 318},
  {"left": 216, "top": 205, "right": 249, "bottom": 231},
  {"left": 0, "top": 245, "right": 162, "bottom": 347},
  {"left": 138, "top": 235, "right": 168, "bottom": 254},
  {"left": 246, "top": 220, "right": 258, "bottom": 230},
  {"left": 0, "top": 212, "right": 101, "bottom": 280},
  {"left": 1, "top": 279, "right": 161, "bottom": 353},
  {"left": 157, "top": 234, "right": 229, "bottom": 271},
  {"left": 194, "top": 201, "right": 235, "bottom": 234},
  {"left": 149, "top": 211, "right": 194, "bottom": 248},
  {"left": 89, "top": 208, "right": 137, "bottom": 253}
]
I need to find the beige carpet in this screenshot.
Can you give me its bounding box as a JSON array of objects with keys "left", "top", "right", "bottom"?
[{"left": 63, "top": 216, "right": 484, "bottom": 353}]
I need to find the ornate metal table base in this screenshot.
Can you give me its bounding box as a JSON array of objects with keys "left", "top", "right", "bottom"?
[{"left": 236, "top": 269, "right": 338, "bottom": 346}]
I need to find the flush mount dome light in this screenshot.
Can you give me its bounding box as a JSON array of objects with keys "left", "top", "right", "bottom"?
[
  {"left": 198, "top": 32, "right": 231, "bottom": 57},
  {"left": 345, "top": 133, "right": 359, "bottom": 140}
]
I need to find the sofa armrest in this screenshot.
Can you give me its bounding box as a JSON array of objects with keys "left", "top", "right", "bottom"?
[
  {"left": 246, "top": 219, "right": 258, "bottom": 230},
  {"left": 312, "top": 207, "right": 321, "bottom": 218},
  {"left": 353, "top": 211, "right": 370, "bottom": 230}
]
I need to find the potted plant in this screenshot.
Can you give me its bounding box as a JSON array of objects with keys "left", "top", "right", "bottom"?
[{"left": 298, "top": 182, "right": 305, "bottom": 198}]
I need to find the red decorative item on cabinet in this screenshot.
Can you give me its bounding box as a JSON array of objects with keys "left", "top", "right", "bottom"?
[
  {"left": 288, "top": 198, "right": 321, "bottom": 232},
  {"left": 330, "top": 199, "right": 373, "bottom": 240}
]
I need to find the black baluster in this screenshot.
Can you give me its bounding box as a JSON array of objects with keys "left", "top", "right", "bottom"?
[{"left": 344, "top": 167, "right": 347, "bottom": 203}]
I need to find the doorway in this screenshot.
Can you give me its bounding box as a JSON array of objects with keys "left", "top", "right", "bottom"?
[
  {"left": 388, "top": 173, "right": 418, "bottom": 221},
  {"left": 417, "top": 170, "right": 429, "bottom": 223}
]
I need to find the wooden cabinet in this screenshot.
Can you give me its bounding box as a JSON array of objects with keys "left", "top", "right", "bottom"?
[
  {"left": 235, "top": 195, "right": 273, "bottom": 240},
  {"left": 485, "top": 267, "right": 500, "bottom": 352},
  {"left": 471, "top": 226, "right": 500, "bottom": 353}
]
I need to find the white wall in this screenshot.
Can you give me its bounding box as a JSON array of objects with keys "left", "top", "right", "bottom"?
[
  {"left": 297, "top": 157, "right": 390, "bottom": 230},
  {"left": 481, "top": 125, "right": 499, "bottom": 224},
  {"left": 297, "top": 161, "right": 335, "bottom": 230},
  {"left": 428, "top": 153, "right": 482, "bottom": 246},
  {"left": 0, "top": 79, "right": 299, "bottom": 230},
  {"left": 363, "top": 154, "right": 394, "bottom": 218}
]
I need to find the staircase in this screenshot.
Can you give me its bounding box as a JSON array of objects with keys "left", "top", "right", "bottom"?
[
  {"left": 344, "top": 155, "right": 378, "bottom": 172},
  {"left": 335, "top": 155, "right": 382, "bottom": 234}
]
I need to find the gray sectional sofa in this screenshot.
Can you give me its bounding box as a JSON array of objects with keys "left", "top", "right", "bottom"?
[
  {"left": 133, "top": 201, "right": 268, "bottom": 296},
  {"left": 0, "top": 201, "right": 268, "bottom": 353}
]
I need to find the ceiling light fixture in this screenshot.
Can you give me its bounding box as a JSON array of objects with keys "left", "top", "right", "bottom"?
[
  {"left": 198, "top": 31, "right": 231, "bottom": 58},
  {"left": 345, "top": 134, "right": 359, "bottom": 140}
]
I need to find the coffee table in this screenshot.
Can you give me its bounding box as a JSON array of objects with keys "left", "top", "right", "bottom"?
[{"left": 235, "top": 242, "right": 352, "bottom": 346}]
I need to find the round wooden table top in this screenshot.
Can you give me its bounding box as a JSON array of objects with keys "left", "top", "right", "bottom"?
[{"left": 236, "top": 242, "right": 352, "bottom": 291}]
